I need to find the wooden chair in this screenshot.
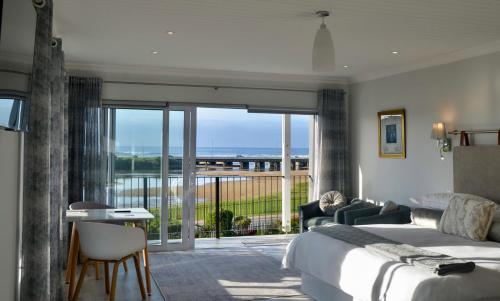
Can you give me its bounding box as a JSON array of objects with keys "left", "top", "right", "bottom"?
[
  {"left": 67, "top": 202, "right": 128, "bottom": 283},
  {"left": 71, "top": 222, "right": 146, "bottom": 301}
]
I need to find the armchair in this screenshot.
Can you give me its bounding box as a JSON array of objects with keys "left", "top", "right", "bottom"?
[
  {"left": 299, "top": 200, "right": 332, "bottom": 232},
  {"left": 299, "top": 200, "right": 412, "bottom": 232}
]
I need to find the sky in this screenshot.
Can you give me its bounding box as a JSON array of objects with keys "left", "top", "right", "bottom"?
[{"left": 115, "top": 108, "right": 310, "bottom": 150}]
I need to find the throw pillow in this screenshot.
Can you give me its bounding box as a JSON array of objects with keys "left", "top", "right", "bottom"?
[
  {"left": 411, "top": 208, "right": 443, "bottom": 229},
  {"left": 487, "top": 222, "right": 500, "bottom": 242},
  {"left": 439, "top": 195, "right": 496, "bottom": 241},
  {"left": 319, "top": 191, "right": 347, "bottom": 216},
  {"left": 379, "top": 201, "right": 398, "bottom": 215}
]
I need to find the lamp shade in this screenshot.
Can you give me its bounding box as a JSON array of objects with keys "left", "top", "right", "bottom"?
[
  {"left": 312, "top": 23, "right": 335, "bottom": 72},
  {"left": 431, "top": 122, "right": 446, "bottom": 140}
]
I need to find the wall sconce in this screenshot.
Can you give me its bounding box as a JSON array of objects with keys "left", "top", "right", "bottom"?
[{"left": 431, "top": 122, "right": 451, "bottom": 160}]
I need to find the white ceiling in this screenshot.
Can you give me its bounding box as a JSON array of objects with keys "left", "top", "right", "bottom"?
[{"left": 4, "top": 0, "right": 500, "bottom": 83}]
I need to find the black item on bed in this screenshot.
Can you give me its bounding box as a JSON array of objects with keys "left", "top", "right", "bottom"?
[{"left": 310, "top": 224, "right": 476, "bottom": 276}]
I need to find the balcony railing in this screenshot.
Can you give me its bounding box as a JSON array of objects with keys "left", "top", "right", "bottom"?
[{"left": 109, "top": 175, "right": 309, "bottom": 240}]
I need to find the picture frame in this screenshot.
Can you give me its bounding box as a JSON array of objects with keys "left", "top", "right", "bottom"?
[{"left": 378, "top": 109, "right": 406, "bottom": 158}]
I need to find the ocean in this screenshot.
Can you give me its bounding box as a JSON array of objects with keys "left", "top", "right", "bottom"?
[{"left": 115, "top": 146, "right": 309, "bottom": 158}]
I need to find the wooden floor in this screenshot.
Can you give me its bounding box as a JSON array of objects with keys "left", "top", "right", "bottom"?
[{"left": 64, "top": 235, "right": 309, "bottom": 301}]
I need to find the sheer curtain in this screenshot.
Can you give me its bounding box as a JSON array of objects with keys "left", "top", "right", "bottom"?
[
  {"left": 312, "top": 89, "right": 351, "bottom": 200},
  {"left": 68, "top": 76, "right": 107, "bottom": 204}
]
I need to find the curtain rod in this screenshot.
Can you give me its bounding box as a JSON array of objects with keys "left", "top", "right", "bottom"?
[
  {"left": 449, "top": 129, "right": 500, "bottom": 135},
  {"left": 102, "top": 80, "right": 317, "bottom": 93}
]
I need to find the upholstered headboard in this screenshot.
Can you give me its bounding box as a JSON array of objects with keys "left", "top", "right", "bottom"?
[{"left": 454, "top": 146, "right": 500, "bottom": 204}]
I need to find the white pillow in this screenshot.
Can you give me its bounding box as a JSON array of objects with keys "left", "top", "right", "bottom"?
[
  {"left": 410, "top": 193, "right": 492, "bottom": 210},
  {"left": 439, "top": 195, "right": 496, "bottom": 241}
]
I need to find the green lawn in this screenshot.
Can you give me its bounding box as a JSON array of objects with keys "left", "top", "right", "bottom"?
[{"left": 146, "top": 181, "right": 308, "bottom": 238}]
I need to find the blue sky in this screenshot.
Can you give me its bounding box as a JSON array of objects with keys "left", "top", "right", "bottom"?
[{"left": 115, "top": 108, "right": 310, "bottom": 149}]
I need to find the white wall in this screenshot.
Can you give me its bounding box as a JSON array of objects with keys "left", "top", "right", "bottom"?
[
  {"left": 103, "top": 82, "right": 319, "bottom": 109},
  {"left": 0, "top": 71, "right": 28, "bottom": 301},
  {"left": 69, "top": 65, "right": 348, "bottom": 110},
  {"left": 350, "top": 51, "right": 500, "bottom": 206}
]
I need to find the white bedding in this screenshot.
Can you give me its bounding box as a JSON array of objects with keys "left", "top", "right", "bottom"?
[{"left": 282, "top": 224, "right": 500, "bottom": 301}]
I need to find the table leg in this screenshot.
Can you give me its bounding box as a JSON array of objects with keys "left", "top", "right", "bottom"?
[
  {"left": 141, "top": 221, "right": 152, "bottom": 295},
  {"left": 65, "top": 223, "right": 76, "bottom": 283},
  {"left": 68, "top": 230, "right": 80, "bottom": 300}
]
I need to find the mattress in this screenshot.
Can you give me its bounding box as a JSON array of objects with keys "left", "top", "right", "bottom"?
[{"left": 282, "top": 224, "right": 500, "bottom": 301}]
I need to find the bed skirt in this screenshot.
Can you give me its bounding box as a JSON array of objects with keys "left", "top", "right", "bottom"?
[{"left": 301, "top": 272, "right": 361, "bottom": 301}]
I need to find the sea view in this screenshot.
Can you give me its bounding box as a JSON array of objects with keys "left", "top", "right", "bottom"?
[{"left": 115, "top": 146, "right": 309, "bottom": 158}]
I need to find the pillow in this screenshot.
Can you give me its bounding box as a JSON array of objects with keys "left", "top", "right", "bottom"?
[
  {"left": 319, "top": 191, "right": 347, "bottom": 216},
  {"left": 411, "top": 193, "right": 492, "bottom": 210},
  {"left": 379, "top": 201, "right": 398, "bottom": 215},
  {"left": 486, "top": 205, "right": 500, "bottom": 242},
  {"left": 438, "top": 195, "right": 496, "bottom": 241},
  {"left": 411, "top": 208, "right": 443, "bottom": 229},
  {"left": 487, "top": 222, "right": 500, "bottom": 242}
]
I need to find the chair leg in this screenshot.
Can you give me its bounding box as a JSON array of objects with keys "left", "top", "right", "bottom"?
[
  {"left": 104, "top": 262, "right": 110, "bottom": 294},
  {"left": 72, "top": 260, "right": 90, "bottom": 301},
  {"left": 122, "top": 260, "right": 128, "bottom": 272},
  {"left": 109, "top": 261, "right": 120, "bottom": 301},
  {"left": 94, "top": 262, "right": 100, "bottom": 280},
  {"left": 133, "top": 253, "right": 146, "bottom": 299}
]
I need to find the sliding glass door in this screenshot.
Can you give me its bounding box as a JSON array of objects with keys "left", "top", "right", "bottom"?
[
  {"left": 161, "top": 107, "right": 196, "bottom": 251},
  {"left": 105, "top": 105, "right": 196, "bottom": 251}
]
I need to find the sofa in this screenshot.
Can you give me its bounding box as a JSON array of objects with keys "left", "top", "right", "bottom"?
[{"left": 299, "top": 199, "right": 412, "bottom": 232}]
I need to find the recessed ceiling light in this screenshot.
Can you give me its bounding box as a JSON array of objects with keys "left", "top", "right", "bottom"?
[
  {"left": 151, "top": 51, "right": 159, "bottom": 55},
  {"left": 166, "top": 31, "right": 175, "bottom": 35},
  {"left": 392, "top": 51, "right": 399, "bottom": 54},
  {"left": 343, "top": 65, "right": 349, "bottom": 68}
]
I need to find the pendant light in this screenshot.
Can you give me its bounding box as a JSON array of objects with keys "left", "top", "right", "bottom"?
[{"left": 312, "top": 11, "right": 335, "bottom": 72}]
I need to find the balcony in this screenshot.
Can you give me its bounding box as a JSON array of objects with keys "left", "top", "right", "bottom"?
[{"left": 109, "top": 174, "right": 309, "bottom": 240}]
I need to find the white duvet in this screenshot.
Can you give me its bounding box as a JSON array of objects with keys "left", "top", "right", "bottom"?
[{"left": 282, "top": 224, "right": 500, "bottom": 301}]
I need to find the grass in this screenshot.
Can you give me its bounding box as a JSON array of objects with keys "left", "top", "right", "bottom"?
[{"left": 146, "top": 181, "right": 308, "bottom": 238}]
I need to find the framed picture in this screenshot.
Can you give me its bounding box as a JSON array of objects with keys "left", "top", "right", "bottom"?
[{"left": 378, "top": 109, "right": 406, "bottom": 158}]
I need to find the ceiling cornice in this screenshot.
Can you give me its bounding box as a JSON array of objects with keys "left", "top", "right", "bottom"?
[
  {"left": 352, "top": 39, "right": 500, "bottom": 84},
  {"left": 66, "top": 61, "right": 350, "bottom": 89}
]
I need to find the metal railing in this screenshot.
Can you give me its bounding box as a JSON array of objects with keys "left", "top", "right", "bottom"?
[{"left": 110, "top": 175, "right": 309, "bottom": 240}]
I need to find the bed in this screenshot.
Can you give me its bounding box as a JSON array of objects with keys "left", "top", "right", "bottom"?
[{"left": 283, "top": 146, "right": 500, "bottom": 301}]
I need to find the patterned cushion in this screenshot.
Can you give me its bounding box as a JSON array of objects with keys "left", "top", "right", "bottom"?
[
  {"left": 319, "top": 191, "right": 347, "bottom": 216},
  {"left": 411, "top": 208, "right": 443, "bottom": 229},
  {"left": 439, "top": 196, "right": 496, "bottom": 241},
  {"left": 379, "top": 200, "right": 398, "bottom": 215}
]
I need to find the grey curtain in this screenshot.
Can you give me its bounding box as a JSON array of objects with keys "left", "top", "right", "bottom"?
[
  {"left": 68, "top": 76, "right": 107, "bottom": 204},
  {"left": 22, "top": 1, "right": 67, "bottom": 300},
  {"left": 312, "top": 89, "right": 351, "bottom": 200},
  {"left": 49, "top": 37, "right": 65, "bottom": 301}
]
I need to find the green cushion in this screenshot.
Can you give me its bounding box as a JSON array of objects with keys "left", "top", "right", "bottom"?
[{"left": 304, "top": 216, "right": 336, "bottom": 228}]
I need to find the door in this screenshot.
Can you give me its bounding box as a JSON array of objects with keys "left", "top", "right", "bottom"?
[
  {"left": 159, "top": 106, "right": 196, "bottom": 251},
  {"left": 105, "top": 105, "right": 196, "bottom": 252}
]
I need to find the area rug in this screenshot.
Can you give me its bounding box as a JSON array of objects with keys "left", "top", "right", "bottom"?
[{"left": 149, "top": 248, "right": 303, "bottom": 301}]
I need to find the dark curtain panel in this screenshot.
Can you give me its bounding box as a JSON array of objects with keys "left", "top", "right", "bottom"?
[
  {"left": 68, "top": 76, "right": 106, "bottom": 204},
  {"left": 21, "top": 0, "right": 53, "bottom": 300},
  {"left": 312, "top": 89, "right": 351, "bottom": 199},
  {"left": 49, "top": 37, "right": 65, "bottom": 301}
]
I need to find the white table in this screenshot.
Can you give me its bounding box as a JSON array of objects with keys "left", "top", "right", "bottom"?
[{"left": 65, "top": 208, "right": 155, "bottom": 300}]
